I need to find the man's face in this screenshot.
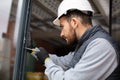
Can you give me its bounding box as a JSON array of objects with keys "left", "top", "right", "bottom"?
[{"left": 59, "top": 17, "right": 76, "bottom": 44}]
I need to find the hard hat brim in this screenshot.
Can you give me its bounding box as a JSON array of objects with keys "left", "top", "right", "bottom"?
[{"left": 53, "top": 17, "right": 60, "bottom": 26}]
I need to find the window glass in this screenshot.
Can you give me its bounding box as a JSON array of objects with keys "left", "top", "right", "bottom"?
[{"left": 0, "top": 0, "right": 19, "bottom": 80}]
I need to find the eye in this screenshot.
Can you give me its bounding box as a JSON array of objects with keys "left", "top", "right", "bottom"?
[{"left": 60, "top": 25, "right": 63, "bottom": 29}]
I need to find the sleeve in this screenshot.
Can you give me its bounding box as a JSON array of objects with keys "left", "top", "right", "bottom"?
[
  {"left": 45, "top": 38, "right": 118, "bottom": 80},
  {"left": 49, "top": 52, "right": 74, "bottom": 70}
]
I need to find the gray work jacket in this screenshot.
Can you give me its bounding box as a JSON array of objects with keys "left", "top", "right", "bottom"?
[{"left": 45, "top": 25, "right": 119, "bottom": 80}]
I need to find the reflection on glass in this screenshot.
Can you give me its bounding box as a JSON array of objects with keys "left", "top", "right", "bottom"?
[
  {"left": 0, "top": 0, "right": 12, "bottom": 38},
  {"left": 0, "top": 0, "right": 19, "bottom": 80}
]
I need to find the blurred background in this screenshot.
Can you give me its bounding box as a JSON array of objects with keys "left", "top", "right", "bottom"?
[{"left": 0, "top": 0, "right": 119, "bottom": 80}]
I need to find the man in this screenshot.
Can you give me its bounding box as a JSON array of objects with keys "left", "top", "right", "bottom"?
[{"left": 32, "top": 0, "right": 120, "bottom": 80}]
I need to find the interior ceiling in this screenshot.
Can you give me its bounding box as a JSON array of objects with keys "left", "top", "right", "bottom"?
[
  {"left": 30, "top": 0, "right": 109, "bottom": 46},
  {"left": 29, "top": 0, "right": 119, "bottom": 47},
  {"left": 30, "top": 0, "right": 108, "bottom": 47}
]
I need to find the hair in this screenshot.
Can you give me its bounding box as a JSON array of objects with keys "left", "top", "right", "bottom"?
[{"left": 60, "top": 9, "right": 93, "bottom": 26}]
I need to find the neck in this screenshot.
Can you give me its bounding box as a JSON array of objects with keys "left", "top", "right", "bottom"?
[{"left": 76, "top": 24, "right": 92, "bottom": 40}]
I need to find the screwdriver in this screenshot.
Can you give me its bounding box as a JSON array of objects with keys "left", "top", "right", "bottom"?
[
  {"left": 25, "top": 47, "right": 40, "bottom": 51},
  {"left": 25, "top": 47, "right": 34, "bottom": 51},
  {"left": 25, "top": 47, "right": 40, "bottom": 60}
]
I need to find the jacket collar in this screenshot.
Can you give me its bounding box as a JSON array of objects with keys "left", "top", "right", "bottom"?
[{"left": 75, "top": 25, "right": 107, "bottom": 52}]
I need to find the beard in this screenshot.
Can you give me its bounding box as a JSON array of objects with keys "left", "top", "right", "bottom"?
[
  {"left": 66, "top": 30, "right": 78, "bottom": 46},
  {"left": 66, "top": 35, "right": 78, "bottom": 52},
  {"left": 67, "top": 36, "right": 78, "bottom": 46}
]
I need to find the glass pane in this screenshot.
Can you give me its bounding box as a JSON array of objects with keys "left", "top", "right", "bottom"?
[{"left": 0, "top": 0, "right": 19, "bottom": 80}]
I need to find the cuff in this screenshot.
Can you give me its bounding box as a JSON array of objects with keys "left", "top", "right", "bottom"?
[
  {"left": 45, "top": 57, "right": 51, "bottom": 63},
  {"left": 44, "top": 58, "right": 56, "bottom": 68}
]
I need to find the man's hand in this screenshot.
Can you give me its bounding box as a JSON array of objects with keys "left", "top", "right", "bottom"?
[{"left": 31, "top": 47, "right": 49, "bottom": 65}]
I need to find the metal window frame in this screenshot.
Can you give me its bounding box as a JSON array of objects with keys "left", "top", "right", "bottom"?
[{"left": 12, "top": 0, "right": 32, "bottom": 80}]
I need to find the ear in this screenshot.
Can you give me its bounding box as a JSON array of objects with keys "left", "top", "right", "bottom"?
[{"left": 70, "top": 17, "right": 78, "bottom": 29}]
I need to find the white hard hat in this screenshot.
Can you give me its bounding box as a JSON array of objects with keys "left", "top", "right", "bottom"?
[{"left": 53, "top": 0, "right": 94, "bottom": 26}]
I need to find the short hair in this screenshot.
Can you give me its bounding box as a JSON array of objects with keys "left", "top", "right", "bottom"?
[{"left": 60, "top": 9, "right": 93, "bottom": 26}]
